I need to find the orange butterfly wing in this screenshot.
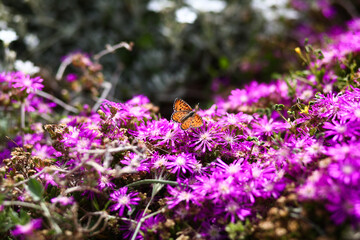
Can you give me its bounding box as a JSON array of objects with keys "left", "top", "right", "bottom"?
[
  {"left": 171, "top": 111, "right": 189, "bottom": 123},
  {"left": 172, "top": 98, "right": 204, "bottom": 130},
  {"left": 173, "top": 98, "right": 192, "bottom": 111},
  {"left": 191, "top": 113, "right": 204, "bottom": 128},
  {"left": 180, "top": 117, "right": 192, "bottom": 130}
]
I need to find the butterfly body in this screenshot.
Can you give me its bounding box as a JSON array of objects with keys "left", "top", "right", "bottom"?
[{"left": 171, "top": 98, "right": 204, "bottom": 130}]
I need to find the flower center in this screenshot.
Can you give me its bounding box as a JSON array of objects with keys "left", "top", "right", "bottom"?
[
  {"left": 226, "top": 202, "right": 239, "bottom": 213},
  {"left": 176, "top": 156, "right": 186, "bottom": 166},
  {"left": 200, "top": 132, "right": 210, "bottom": 141},
  {"left": 118, "top": 195, "right": 130, "bottom": 205},
  {"left": 355, "top": 109, "right": 360, "bottom": 118},
  {"left": 342, "top": 164, "right": 353, "bottom": 175},
  {"left": 336, "top": 125, "right": 347, "bottom": 133}
]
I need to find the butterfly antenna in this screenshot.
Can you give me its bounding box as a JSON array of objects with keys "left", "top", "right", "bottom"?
[
  {"left": 6, "top": 136, "right": 20, "bottom": 148},
  {"left": 195, "top": 103, "right": 200, "bottom": 111}
]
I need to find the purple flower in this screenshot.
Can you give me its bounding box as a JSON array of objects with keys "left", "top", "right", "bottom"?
[
  {"left": 166, "top": 185, "right": 200, "bottom": 210},
  {"left": 120, "top": 152, "right": 150, "bottom": 172},
  {"left": 165, "top": 153, "right": 198, "bottom": 176},
  {"left": 60, "top": 125, "right": 101, "bottom": 150},
  {"left": 206, "top": 175, "right": 237, "bottom": 202},
  {"left": 224, "top": 80, "right": 289, "bottom": 111},
  {"left": 326, "top": 192, "right": 360, "bottom": 224},
  {"left": 39, "top": 172, "right": 58, "bottom": 188},
  {"left": 311, "top": 93, "right": 341, "bottom": 119},
  {"left": 98, "top": 173, "right": 116, "bottom": 190},
  {"left": 223, "top": 200, "right": 251, "bottom": 222},
  {"left": 297, "top": 181, "right": 318, "bottom": 199},
  {"left": 328, "top": 159, "right": 360, "bottom": 185},
  {"left": 131, "top": 119, "right": 182, "bottom": 148},
  {"left": 228, "top": 89, "right": 251, "bottom": 108},
  {"left": 326, "top": 143, "right": 360, "bottom": 161},
  {"left": 199, "top": 221, "right": 225, "bottom": 240},
  {"left": 118, "top": 212, "right": 143, "bottom": 239},
  {"left": 100, "top": 99, "right": 152, "bottom": 125},
  {"left": 11, "top": 74, "right": 44, "bottom": 93},
  {"left": 218, "top": 112, "right": 253, "bottom": 127},
  {"left": 32, "top": 143, "right": 56, "bottom": 159},
  {"left": 11, "top": 218, "right": 42, "bottom": 237},
  {"left": 23, "top": 133, "right": 42, "bottom": 145},
  {"left": 212, "top": 158, "right": 246, "bottom": 176},
  {"left": 25, "top": 95, "right": 56, "bottom": 114},
  {"left": 150, "top": 152, "right": 168, "bottom": 169},
  {"left": 51, "top": 196, "right": 74, "bottom": 206},
  {"left": 219, "top": 129, "right": 242, "bottom": 150},
  {"left": 189, "top": 122, "right": 223, "bottom": 153},
  {"left": 317, "top": 0, "right": 335, "bottom": 19},
  {"left": 318, "top": 20, "right": 360, "bottom": 65},
  {"left": 142, "top": 214, "right": 165, "bottom": 235},
  {"left": 323, "top": 119, "right": 359, "bottom": 142},
  {"left": 66, "top": 73, "right": 78, "bottom": 82},
  {"left": 0, "top": 148, "right": 11, "bottom": 162},
  {"left": 109, "top": 187, "right": 140, "bottom": 216},
  {"left": 126, "top": 95, "right": 150, "bottom": 106}
]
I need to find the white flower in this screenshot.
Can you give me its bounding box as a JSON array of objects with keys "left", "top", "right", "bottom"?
[
  {"left": 14, "top": 60, "right": 40, "bottom": 75},
  {"left": 147, "top": 0, "right": 174, "bottom": 12},
  {"left": 0, "top": 29, "right": 18, "bottom": 46},
  {"left": 176, "top": 7, "right": 197, "bottom": 24},
  {"left": 251, "top": 0, "right": 299, "bottom": 22},
  {"left": 24, "top": 34, "right": 40, "bottom": 49},
  {"left": 250, "top": 0, "right": 299, "bottom": 34},
  {"left": 185, "top": 0, "right": 226, "bottom": 13}
]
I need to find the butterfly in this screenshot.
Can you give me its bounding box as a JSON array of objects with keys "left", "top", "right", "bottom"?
[{"left": 171, "top": 98, "right": 204, "bottom": 130}]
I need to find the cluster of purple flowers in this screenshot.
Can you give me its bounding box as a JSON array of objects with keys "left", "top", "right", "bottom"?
[
  {"left": 3, "top": 17, "right": 360, "bottom": 239},
  {"left": 0, "top": 72, "right": 56, "bottom": 162},
  {"left": 0, "top": 71, "right": 56, "bottom": 116},
  {"left": 297, "top": 88, "right": 360, "bottom": 224},
  {"left": 0, "top": 71, "right": 44, "bottom": 93},
  {"left": 319, "top": 19, "right": 360, "bottom": 66}
]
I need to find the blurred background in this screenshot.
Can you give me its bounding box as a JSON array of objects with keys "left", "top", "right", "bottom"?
[{"left": 0, "top": 0, "right": 358, "bottom": 117}]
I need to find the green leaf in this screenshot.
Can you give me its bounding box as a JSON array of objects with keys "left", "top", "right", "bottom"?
[
  {"left": 0, "top": 193, "right": 4, "bottom": 204},
  {"left": 219, "top": 56, "right": 230, "bottom": 70},
  {"left": 246, "top": 136, "right": 259, "bottom": 142},
  {"left": 273, "top": 104, "right": 284, "bottom": 111},
  {"left": 26, "top": 179, "right": 44, "bottom": 202},
  {"left": 9, "top": 208, "right": 21, "bottom": 224},
  {"left": 309, "top": 127, "right": 318, "bottom": 136},
  {"left": 93, "top": 197, "right": 100, "bottom": 211},
  {"left": 287, "top": 110, "right": 295, "bottom": 115}
]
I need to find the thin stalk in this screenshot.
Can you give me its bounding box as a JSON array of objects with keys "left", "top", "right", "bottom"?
[
  {"left": 36, "top": 90, "right": 79, "bottom": 113},
  {"left": 131, "top": 208, "right": 166, "bottom": 240},
  {"left": 20, "top": 100, "right": 25, "bottom": 144}
]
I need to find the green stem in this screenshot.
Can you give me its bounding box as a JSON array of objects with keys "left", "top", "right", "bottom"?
[
  {"left": 40, "top": 202, "right": 62, "bottom": 234},
  {"left": 126, "top": 179, "right": 181, "bottom": 188},
  {"left": 20, "top": 101, "right": 25, "bottom": 144},
  {"left": 131, "top": 208, "right": 166, "bottom": 240},
  {"left": 2, "top": 200, "right": 43, "bottom": 211}
]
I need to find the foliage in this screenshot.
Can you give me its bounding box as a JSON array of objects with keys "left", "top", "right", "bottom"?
[
  {"left": 0, "top": 0, "right": 356, "bottom": 112},
  {"left": 1, "top": 1, "right": 360, "bottom": 239}
]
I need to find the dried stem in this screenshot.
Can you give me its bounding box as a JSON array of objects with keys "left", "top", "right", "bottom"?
[
  {"left": 77, "top": 145, "right": 138, "bottom": 154},
  {"left": 92, "top": 81, "right": 112, "bottom": 111},
  {"left": 40, "top": 202, "right": 62, "bottom": 234},
  {"left": 64, "top": 186, "right": 103, "bottom": 195},
  {"left": 2, "top": 200, "right": 43, "bottom": 211},
  {"left": 56, "top": 56, "right": 72, "bottom": 80},
  {"left": 14, "top": 167, "right": 44, "bottom": 187},
  {"left": 20, "top": 100, "right": 25, "bottom": 144},
  {"left": 93, "top": 42, "right": 133, "bottom": 62},
  {"left": 36, "top": 90, "right": 79, "bottom": 113},
  {"left": 131, "top": 208, "right": 166, "bottom": 240}
]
